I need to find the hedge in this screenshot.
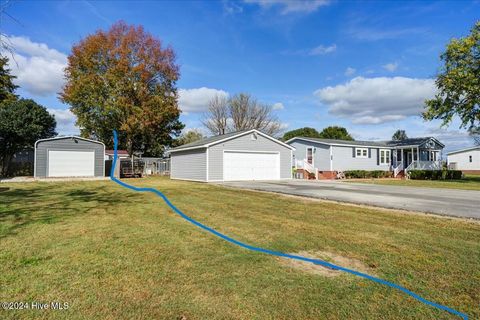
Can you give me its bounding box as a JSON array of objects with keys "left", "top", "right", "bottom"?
[
  {"left": 344, "top": 170, "right": 392, "bottom": 179},
  {"left": 407, "top": 170, "right": 463, "bottom": 180}
]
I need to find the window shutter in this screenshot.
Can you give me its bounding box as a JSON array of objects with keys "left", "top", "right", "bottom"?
[
  {"left": 368, "top": 148, "right": 371, "bottom": 158},
  {"left": 352, "top": 148, "right": 356, "bottom": 158},
  {"left": 377, "top": 149, "right": 380, "bottom": 165}
]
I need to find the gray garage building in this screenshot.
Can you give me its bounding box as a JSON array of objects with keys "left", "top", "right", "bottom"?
[
  {"left": 169, "top": 129, "right": 294, "bottom": 182},
  {"left": 34, "top": 136, "right": 105, "bottom": 178}
]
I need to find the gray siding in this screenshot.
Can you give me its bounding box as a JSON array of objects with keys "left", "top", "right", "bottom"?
[
  {"left": 289, "top": 140, "right": 331, "bottom": 171},
  {"left": 332, "top": 146, "right": 390, "bottom": 171},
  {"left": 171, "top": 148, "right": 207, "bottom": 181},
  {"left": 288, "top": 139, "right": 391, "bottom": 171},
  {"left": 35, "top": 137, "right": 105, "bottom": 178},
  {"left": 208, "top": 132, "right": 292, "bottom": 181}
]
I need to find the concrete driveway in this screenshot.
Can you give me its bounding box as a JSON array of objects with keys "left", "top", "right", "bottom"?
[{"left": 219, "top": 180, "right": 480, "bottom": 219}]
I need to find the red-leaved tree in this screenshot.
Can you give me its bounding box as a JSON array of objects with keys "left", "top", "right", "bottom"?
[{"left": 60, "top": 21, "right": 184, "bottom": 156}]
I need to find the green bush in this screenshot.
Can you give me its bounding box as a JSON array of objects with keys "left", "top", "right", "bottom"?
[
  {"left": 407, "top": 170, "right": 463, "bottom": 180},
  {"left": 344, "top": 170, "right": 391, "bottom": 179}
]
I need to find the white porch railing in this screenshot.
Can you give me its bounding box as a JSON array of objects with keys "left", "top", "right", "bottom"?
[
  {"left": 405, "top": 160, "right": 442, "bottom": 172},
  {"left": 295, "top": 159, "right": 317, "bottom": 179},
  {"left": 393, "top": 162, "right": 403, "bottom": 177}
]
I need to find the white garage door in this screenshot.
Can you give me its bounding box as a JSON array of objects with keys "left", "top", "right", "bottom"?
[
  {"left": 48, "top": 150, "right": 95, "bottom": 177},
  {"left": 224, "top": 151, "right": 280, "bottom": 181}
]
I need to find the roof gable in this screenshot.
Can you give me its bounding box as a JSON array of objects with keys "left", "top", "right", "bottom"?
[
  {"left": 35, "top": 136, "right": 105, "bottom": 148},
  {"left": 169, "top": 129, "right": 294, "bottom": 152},
  {"left": 447, "top": 146, "right": 480, "bottom": 155}
]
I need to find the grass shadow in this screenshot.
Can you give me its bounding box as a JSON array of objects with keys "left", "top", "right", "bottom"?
[{"left": 0, "top": 184, "right": 142, "bottom": 239}]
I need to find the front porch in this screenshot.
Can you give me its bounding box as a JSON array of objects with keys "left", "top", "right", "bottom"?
[{"left": 392, "top": 146, "right": 443, "bottom": 177}]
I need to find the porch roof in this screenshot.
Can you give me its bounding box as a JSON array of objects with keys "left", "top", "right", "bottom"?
[{"left": 385, "top": 137, "right": 445, "bottom": 148}]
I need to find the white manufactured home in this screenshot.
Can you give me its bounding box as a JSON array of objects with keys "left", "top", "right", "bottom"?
[
  {"left": 169, "top": 129, "right": 294, "bottom": 182},
  {"left": 447, "top": 146, "right": 480, "bottom": 173}
]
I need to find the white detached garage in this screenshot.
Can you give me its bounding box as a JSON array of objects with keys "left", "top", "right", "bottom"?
[
  {"left": 169, "top": 129, "right": 294, "bottom": 182},
  {"left": 34, "top": 136, "right": 105, "bottom": 178}
]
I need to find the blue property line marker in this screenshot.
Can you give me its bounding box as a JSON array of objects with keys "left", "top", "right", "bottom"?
[{"left": 109, "top": 130, "right": 467, "bottom": 320}]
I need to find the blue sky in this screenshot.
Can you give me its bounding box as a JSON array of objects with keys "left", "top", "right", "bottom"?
[{"left": 2, "top": 0, "right": 479, "bottom": 152}]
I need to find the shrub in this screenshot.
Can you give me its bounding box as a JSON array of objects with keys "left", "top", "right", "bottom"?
[
  {"left": 344, "top": 170, "right": 391, "bottom": 179},
  {"left": 407, "top": 170, "right": 463, "bottom": 180}
]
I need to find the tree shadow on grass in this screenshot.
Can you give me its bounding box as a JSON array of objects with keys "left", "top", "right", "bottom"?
[{"left": 0, "top": 184, "right": 144, "bottom": 239}]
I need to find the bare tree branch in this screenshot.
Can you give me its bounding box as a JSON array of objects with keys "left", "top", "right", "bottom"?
[
  {"left": 202, "top": 92, "right": 283, "bottom": 137},
  {"left": 201, "top": 94, "right": 229, "bottom": 135}
]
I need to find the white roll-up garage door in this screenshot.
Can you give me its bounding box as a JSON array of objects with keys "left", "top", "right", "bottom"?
[
  {"left": 223, "top": 151, "right": 280, "bottom": 181},
  {"left": 48, "top": 150, "right": 95, "bottom": 177}
]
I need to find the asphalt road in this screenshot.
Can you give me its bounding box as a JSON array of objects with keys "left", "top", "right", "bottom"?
[{"left": 219, "top": 180, "right": 480, "bottom": 219}]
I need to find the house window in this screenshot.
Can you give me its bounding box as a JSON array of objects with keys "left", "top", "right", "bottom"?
[
  {"left": 380, "top": 149, "right": 391, "bottom": 165},
  {"left": 469, "top": 155, "right": 473, "bottom": 163},
  {"left": 251, "top": 133, "right": 257, "bottom": 141},
  {"left": 306, "top": 147, "right": 314, "bottom": 164},
  {"left": 356, "top": 148, "right": 368, "bottom": 158}
]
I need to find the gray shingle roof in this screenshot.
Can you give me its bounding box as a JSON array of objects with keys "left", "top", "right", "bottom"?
[
  {"left": 292, "top": 136, "right": 444, "bottom": 148},
  {"left": 170, "top": 130, "right": 252, "bottom": 151},
  {"left": 293, "top": 137, "right": 388, "bottom": 147},
  {"left": 385, "top": 137, "right": 443, "bottom": 147}
]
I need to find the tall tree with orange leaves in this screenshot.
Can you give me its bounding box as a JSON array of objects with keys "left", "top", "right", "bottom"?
[{"left": 60, "top": 21, "right": 184, "bottom": 156}]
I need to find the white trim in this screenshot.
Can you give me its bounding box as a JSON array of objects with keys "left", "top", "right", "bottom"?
[
  {"left": 35, "top": 135, "right": 105, "bottom": 149},
  {"left": 223, "top": 149, "right": 280, "bottom": 154},
  {"left": 355, "top": 147, "right": 368, "bottom": 158},
  {"left": 379, "top": 149, "right": 391, "bottom": 165},
  {"left": 290, "top": 149, "right": 293, "bottom": 178},
  {"left": 170, "top": 129, "right": 295, "bottom": 153},
  {"left": 222, "top": 149, "right": 281, "bottom": 181},
  {"left": 447, "top": 146, "right": 480, "bottom": 155},
  {"left": 206, "top": 148, "right": 209, "bottom": 182},
  {"left": 306, "top": 146, "right": 315, "bottom": 167},
  {"left": 167, "top": 146, "right": 208, "bottom": 153},
  {"left": 392, "top": 145, "right": 422, "bottom": 149}
]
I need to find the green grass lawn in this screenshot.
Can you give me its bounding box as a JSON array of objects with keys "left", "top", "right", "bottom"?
[
  {"left": 0, "top": 177, "right": 479, "bottom": 319},
  {"left": 344, "top": 174, "right": 480, "bottom": 191}
]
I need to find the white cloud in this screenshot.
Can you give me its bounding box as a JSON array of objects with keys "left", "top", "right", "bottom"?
[
  {"left": 223, "top": 1, "right": 244, "bottom": 14},
  {"left": 348, "top": 27, "right": 428, "bottom": 41},
  {"left": 352, "top": 115, "right": 406, "bottom": 125},
  {"left": 272, "top": 102, "right": 284, "bottom": 110},
  {"left": 426, "top": 127, "right": 472, "bottom": 153},
  {"left": 344, "top": 67, "right": 356, "bottom": 76},
  {"left": 383, "top": 62, "right": 399, "bottom": 72},
  {"left": 309, "top": 44, "right": 336, "bottom": 55},
  {"left": 47, "top": 108, "right": 79, "bottom": 135},
  {"left": 178, "top": 87, "right": 229, "bottom": 113},
  {"left": 245, "top": 0, "right": 330, "bottom": 14},
  {"left": 314, "top": 76, "right": 437, "bottom": 124},
  {"left": 4, "top": 35, "right": 67, "bottom": 96}
]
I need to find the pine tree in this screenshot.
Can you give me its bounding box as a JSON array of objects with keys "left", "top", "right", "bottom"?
[{"left": 0, "top": 55, "right": 18, "bottom": 104}]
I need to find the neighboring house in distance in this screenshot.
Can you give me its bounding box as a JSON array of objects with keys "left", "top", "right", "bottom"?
[
  {"left": 286, "top": 137, "right": 445, "bottom": 179},
  {"left": 168, "top": 129, "right": 294, "bottom": 182},
  {"left": 447, "top": 146, "right": 480, "bottom": 173},
  {"left": 105, "top": 149, "right": 130, "bottom": 160}
]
